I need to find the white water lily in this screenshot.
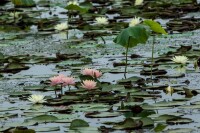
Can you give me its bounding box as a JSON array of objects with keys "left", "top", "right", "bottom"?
[
  {"left": 129, "top": 17, "right": 141, "bottom": 27},
  {"left": 54, "top": 23, "right": 68, "bottom": 31},
  {"left": 135, "top": 0, "right": 143, "bottom": 6},
  {"left": 28, "top": 94, "right": 46, "bottom": 104},
  {"left": 165, "top": 86, "right": 174, "bottom": 95},
  {"left": 67, "top": 0, "right": 79, "bottom": 6},
  {"left": 172, "top": 56, "right": 188, "bottom": 64},
  {"left": 95, "top": 17, "right": 109, "bottom": 25},
  {"left": 9, "top": 12, "right": 20, "bottom": 18}
]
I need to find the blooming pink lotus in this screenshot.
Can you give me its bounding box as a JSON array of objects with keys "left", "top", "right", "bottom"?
[
  {"left": 82, "top": 68, "right": 102, "bottom": 78},
  {"left": 62, "top": 77, "right": 75, "bottom": 86},
  {"left": 49, "top": 74, "right": 65, "bottom": 86},
  {"left": 49, "top": 74, "right": 76, "bottom": 94},
  {"left": 93, "top": 70, "right": 102, "bottom": 78},
  {"left": 81, "top": 80, "right": 97, "bottom": 90}
]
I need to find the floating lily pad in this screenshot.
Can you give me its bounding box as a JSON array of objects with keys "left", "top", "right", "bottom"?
[
  {"left": 113, "top": 118, "right": 143, "bottom": 130},
  {"left": 85, "top": 112, "right": 121, "bottom": 118},
  {"left": 70, "top": 119, "right": 89, "bottom": 129},
  {"left": 166, "top": 117, "right": 193, "bottom": 124},
  {"left": 24, "top": 115, "right": 58, "bottom": 124}
]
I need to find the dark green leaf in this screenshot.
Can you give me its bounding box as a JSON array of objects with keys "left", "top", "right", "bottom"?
[
  {"left": 154, "top": 123, "right": 167, "bottom": 132},
  {"left": 113, "top": 25, "right": 150, "bottom": 48},
  {"left": 11, "top": 0, "right": 36, "bottom": 7},
  {"left": 70, "top": 119, "right": 89, "bottom": 129}
]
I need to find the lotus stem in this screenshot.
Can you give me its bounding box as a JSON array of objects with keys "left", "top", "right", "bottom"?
[
  {"left": 68, "top": 85, "right": 71, "bottom": 91},
  {"left": 60, "top": 84, "right": 63, "bottom": 95},
  {"left": 67, "top": 31, "right": 69, "bottom": 39},
  {"left": 55, "top": 89, "right": 57, "bottom": 98},
  {"left": 100, "top": 36, "right": 105, "bottom": 44},
  {"left": 124, "top": 36, "right": 130, "bottom": 79},
  {"left": 151, "top": 36, "right": 156, "bottom": 84}
]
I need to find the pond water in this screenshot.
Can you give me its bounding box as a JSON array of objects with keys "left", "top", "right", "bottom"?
[{"left": 0, "top": 0, "right": 200, "bottom": 133}]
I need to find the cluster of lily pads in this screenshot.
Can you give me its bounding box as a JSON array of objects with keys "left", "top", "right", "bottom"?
[{"left": 1, "top": 0, "right": 200, "bottom": 132}]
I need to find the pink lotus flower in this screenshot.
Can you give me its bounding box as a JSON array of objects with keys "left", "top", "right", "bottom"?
[
  {"left": 50, "top": 74, "right": 75, "bottom": 86},
  {"left": 82, "top": 68, "right": 102, "bottom": 78},
  {"left": 62, "top": 77, "right": 75, "bottom": 86},
  {"left": 49, "top": 74, "right": 65, "bottom": 86},
  {"left": 81, "top": 80, "right": 97, "bottom": 90},
  {"left": 93, "top": 70, "right": 102, "bottom": 78}
]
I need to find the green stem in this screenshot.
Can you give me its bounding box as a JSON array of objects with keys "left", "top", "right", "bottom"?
[
  {"left": 68, "top": 85, "right": 71, "bottom": 91},
  {"left": 151, "top": 36, "right": 156, "bottom": 84},
  {"left": 124, "top": 37, "right": 130, "bottom": 79},
  {"left": 100, "top": 36, "right": 105, "bottom": 44},
  {"left": 67, "top": 31, "right": 69, "bottom": 39},
  {"left": 55, "top": 89, "right": 57, "bottom": 98},
  {"left": 60, "top": 84, "right": 63, "bottom": 95},
  {"left": 14, "top": 7, "right": 16, "bottom": 24}
]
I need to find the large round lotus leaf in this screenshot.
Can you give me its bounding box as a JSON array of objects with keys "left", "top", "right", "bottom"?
[
  {"left": 143, "top": 20, "right": 167, "bottom": 34},
  {"left": 113, "top": 118, "right": 143, "bottom": 130},
  {"left": 114, "top": 25, "right": 150, "bottom": 48},
  {"left": 70, "top": 119, "right": 89, "bottom": 129},
  {"left": 85, "top": 112, "right": 121, "bottom": 118}
]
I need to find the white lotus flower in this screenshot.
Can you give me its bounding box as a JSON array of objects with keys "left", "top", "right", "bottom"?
[
  {"left": 28, "top": 94, "right": 46, "bottom": 104},
  {"left": 54, "top": 23, "right": 68, "bottom": 31},
  {"left": 129, "top": 17, "right": 141, "bottom": 27},
  {"left": 135, "top": 0, "right": 143, "bottom": 6},
  {"left": 165, "top": 86, "right": 174, "bottom": 95},
  {"left": 9, "top": 12, "right": 20, "bottom": 18},
  {"left": 67, "top": 0, "right": 79, "bottom": 6},
  {"left": 172, "top": 56, "right": 188, "bottom": 64},
  {"left": 95, "top": 17, "right": 109, "bottom": 25}
]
